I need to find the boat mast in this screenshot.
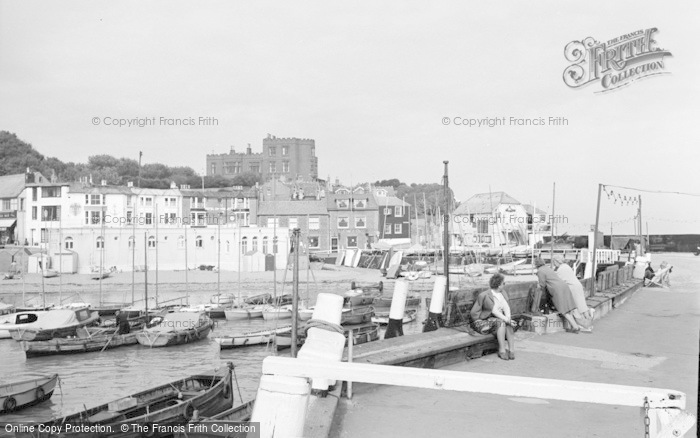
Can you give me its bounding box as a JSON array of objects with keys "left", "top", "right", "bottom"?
[
  {"left": 442, "top": 161, "right": 450, "bottom": 317},
  {"left": 273, "top": 177, "right": 278, "bottom": 299},
  {"left": 237, "top": 214, "right": 241, "bottom": 305},
  {"left": 100, "top": 204, "right": 105, "bottom": 307},
  {"left": 41, "top": 211, "right": 46, "bottom": 309},
  {"left": 144, "top": 232, "right": 149, "bottom": 316},
  {"left": 550, "top": 182, "right": 556, "bottom": 267},
  {"left": 58, "top": 204, "right": 62, "bottom": 303},
  {"left": 132, "top": 202, "right": 136, "bottom": 305},
  {"left": 155, "top": 203, "right": 159, "bottom": 308},
  {"left": 590, "top": 183, "right": 603, "bottom": 297},
  {"left": 291, "top": 228, "right": 300, "bottom": 358},
  {"left": 217, "top": 212, "right": 221, "bottom": 296}
]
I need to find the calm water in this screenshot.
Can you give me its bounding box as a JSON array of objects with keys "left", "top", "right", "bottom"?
[{"left": 0, "top": 286, "right": 428, "bottom": 425}]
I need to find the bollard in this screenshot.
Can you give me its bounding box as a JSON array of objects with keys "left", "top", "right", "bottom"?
[
  {"left": 423, "top": 275, "right": 446, "bottom": 332},
  {"left": 385, "top": 280, "right": 407, "bottom": 339},
  {"left": 297, "top": 293, "right": 345, "bottom": 392},
  {"left": 250, "top": 375, "right": 309, "bottom": 438}
]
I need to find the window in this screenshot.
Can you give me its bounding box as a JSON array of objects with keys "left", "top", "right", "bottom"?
[
  {"left": 127, "top": 196, "right": 132, "bottom": 207},
  {"left": 226, "top": 240, "right": 230, "bottom": 253},
  {"left": 337, "top": 217, "right": 349, "bottom": 228},
  {"left": 224, "top": 162, "right": 233, "bottom": 174},
  {"left": 211, "top": 163, "right": 217, "bottom": 174},
  {"left": 241, "top": 237, "right": 248, "bottom": 254},
  {"left": 64, "top": 237, "right": 73, "bottom": 249},
  {"left": 335, "top": 188, "right": 349, "bottom": 195},
  {"left": 309, "top": 236, "right": 319, "bottom": 248},
  {"left": 336, "top": 199, "right": 349, "bottom": 209},
  {"left": 126, "top": 211, "right": 133, "bottom": 224},
  {"left": 353, "top": 199, "right": 366, "bottom": 209},
  {"left": 269, "top": 146, "right": 276, "bottom": 156},
  {"left": 395, "top": 206, "right": 403, "bottom": 217},
  {"left": 86, "top": 211, "right": 101, "bottom": 225},
  {"left": 353, "top": 187, "right": 365, "bottom": 194},
  {"left": 269, "top": 162, "right": 276, "bottom": 173},
  {"left": 394, "top": 223, "right": 402, "bottom": 234},
  {"left": 196, "top": 236, "right": 203, "bottom": 247},
  {"left": 32, "top": 188, "right": 37, "bottom": 201},
  {"left": 42, "top": 187, "right": 61, "bottom": 198},
  {"left": 273, "top": 236, "right": 278, "bottom": 254},
  {"left": 145, "top": 213, "right": 153, "bottom": 225},
  {"left": 129, "top": 236, "right": 135, "bottom": 248},
  {"left": 347, "top": 236, "right": 357, "bottom": 248},
  {"left": 233, "top": 162, "right": 241, "bottom": 173},
  {"left": 376, "top": 189, "right": 387, "bottom": 197},
  {"left": 288, "top": 217, "right": 298, "bottom": 229},
  {"left": 1, "top": 199, "right": 10, "bottom": 210},
  {"left": 355, "top": 216, "right": 366, "bottom": 228},
  {"left": 282, "top": 146, "right": 288, "bottom": 156},
  {"left": 41, "top": 206, "right": 59, "bottom": 221},
  {"left": 140, "top": 197, "right": 153, "bottom": 207},
  {"left": 309, "top": 217, "right": 320, "bottom": 230},
  {"left": 32, "top": 206, "right": 37, "bottom": 220},
  {"left": 477, "top": 219, "right": 488, "bottom": 234},
  {"left": 148, "top": 236, "right": 156, "bottom": 248},
  {"left": 331, "top": 237, "right": 338, "bottom": 251},
  {"left": 96, "top": 236, "right": 104, "bottom": 249},
  {"left": 20, "top": 198, "right": 24, "bottom": 211},
  {"left": 384, "top": 224, "right": 392, "bottom": 235},
  {"left": 262, "top": 236, "right": 269, "bottom": 254},
  {"left": 282, "top": 162, "right": 289, "bottom": 172},
  {"left": 86, "top": 194, "right": 102, "bottom": 205},
  {"left": 177, "top": 236, "right": 185, "bottom": 249},
  {"left": 250, "top": 163, "right": 260, "bottom": 173},
  {"left": 384, "top": 207, "right": 392, "bottom": 216},
  {"left": 252, "top": 236, "right": 258, "bottom": 252},
  {"left": 267, "top": 218, "right": 279, "bottom": 228}
]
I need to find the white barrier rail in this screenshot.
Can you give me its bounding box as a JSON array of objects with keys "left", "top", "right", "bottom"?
[{"left": 261, "top": 356, "right": 695, "bottom": 438}]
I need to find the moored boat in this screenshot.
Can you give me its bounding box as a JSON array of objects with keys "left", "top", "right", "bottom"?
[
  {"left": 343, "top": 289, "right": 381, "bottom": 307},
  {"left": 214, "top": 325, "right": 292, "bottom": 349},
  {"left": 261, "top": 304, "right": 293, "bottom": 321},
  {"left": 175, "top": 399, "right": 255, "bottom": 437},
  {"left": 22, "top": 327, "right": 139, "bottom": 357},
  {"left": 372, "top": 293, "right": 422, "bottom": 308},
  {"left": 0, "top": 374, "right": 58, "bottom": 414},
  {"left": 244, "top": 293, "right": 271, "bottom": 305},
  {"left": 372, "top": 309, "right": 417, "bottom": 325},
  {"left": 8, "top": 308, "right": 100, "bottom": 341},
  {"left": 135, "top": 311, "right": 213, "bottom": 348},
  {"left": 341, "top": 305, "right": 374, "bottom": 325},
  {"left": 224, "top": 305, "right": 264, "bottom": 320},
  {"left": 276, "top": 322, "right": 380, "bottom": 350},
  {"left": 210, "top": 293, "right": 236, "bottom": 306},
  {"left": 16, "top": 365, "right": 235, "bottom": 438},
  {"left": 0, "top": 303, "right": 16, "bottom": 316}
]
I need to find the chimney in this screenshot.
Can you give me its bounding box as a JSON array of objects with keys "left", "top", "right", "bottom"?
[
  {"left": 230, "top": 145, "right": 235, "bottom": 154},
  {"left": 127, "top": 181, "right": 134, "bottom": 188},
  {"left": 101, "top": 179, "right": 107, "bottom": 186},
  {"left": 246, "top": 143, "right": 252, "bottom": 155},
  {"left": 170, "top": 181, "right": 177, "bottom": 189}
]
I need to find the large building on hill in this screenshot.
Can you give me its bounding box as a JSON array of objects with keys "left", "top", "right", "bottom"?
[{"left": 206, "top": 134, "right": 318, "bottom": 182}]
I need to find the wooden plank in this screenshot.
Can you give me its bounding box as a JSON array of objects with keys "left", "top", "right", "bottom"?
[{"left": 262, "top": 357, "right": 688, "bottom": 409}]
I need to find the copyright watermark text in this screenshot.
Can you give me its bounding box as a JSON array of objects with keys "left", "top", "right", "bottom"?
[
  {"left": 442, "top": 116, "right": 569, "bottom": 127},
  {"left": 92, "top": 116, "right": 219, "bottom": 127}
]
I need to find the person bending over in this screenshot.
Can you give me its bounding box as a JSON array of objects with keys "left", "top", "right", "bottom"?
[{"left": 534, "top": 258, "right": 583, "bottom": 334}]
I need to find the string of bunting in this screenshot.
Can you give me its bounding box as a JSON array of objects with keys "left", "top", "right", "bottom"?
[{"left": 602, "top": 185, "right": 640, "bottom": 206}]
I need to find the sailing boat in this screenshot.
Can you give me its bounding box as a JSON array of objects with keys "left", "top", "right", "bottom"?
[{"left": 224, "top": 217, "right": 265, "bottom": 320}]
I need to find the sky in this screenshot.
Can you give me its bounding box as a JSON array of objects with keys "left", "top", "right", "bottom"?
[{"left": 1, "top": 1, "right": 699, "bottom": 235}]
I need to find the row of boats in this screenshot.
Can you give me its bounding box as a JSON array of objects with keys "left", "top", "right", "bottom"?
[{"left": 1, "top": 363, "right": 254, "bottom": 438}]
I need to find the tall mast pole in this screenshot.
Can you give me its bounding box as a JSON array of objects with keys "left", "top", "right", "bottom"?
[
  {"left": 131, "top": 197, "right": 136, "bottom": 305},
  {"left": 155, "top": 203, "right": 159, "bottom": 308},
  {"left": 58, "top": 205, "right": 62, "bottom": 303},
  {"left": 638, "top": 195, "right": 644, "bottom": 255},
  {"left": 217, "top": 213, "right": 221, "bottom": 295},
  {"left": 291, "top": 228, "right": 300, "bottom": 358},
  {"left": 99, "top": 204, "right": 104, "bottom": 307},
  {"left": 144, "top": 232, "right": 148, "bottom": 315},
  {"left": 442, "top": 161, "right": 450, "bottom": 317},
  {"left": 590, "top": 184, "right": 603, "bottom": 297},
  {"left": 549, "top": 182, "right": 556, "bottom": 267}
]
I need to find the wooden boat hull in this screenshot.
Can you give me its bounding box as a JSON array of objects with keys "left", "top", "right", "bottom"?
[
  {"left": 10, "top": 310, "right": 100, "bottom": 341},
  {"left": 277, "top": 323, "right": 380, "bottom": 350},
  {"left": 341, "top": 306, "right": 374, "bottom": 325},
  {"left": 210, "top": 294, "right": 236, "bottom": 305},
  {"left": 215, "top": 326, "right": 291, "bottom": 349},
  {"left": 17, "top": 366, "right": 235, "bottom": 438},
  {"left": 262, "top": 307, "right": 292, "bottom": 321},
  {"left": 175, "top": 400, "right": 254, "bottom": 437},
  {"left": 0, "top": 374, "right": 58, "bottom": 414},
  {"left": 372, "top": 294, "right": 421, "bottom": 308},
  {"left": 224, "top": 306, "right": 264, "bottom": 320},
  {"left": 244, "top": 293, "right": 271, "bottom": 305},
  {"left": 23, "top": 332, "right": 139, "bottom": 357},
  {"left": 135, "top": 321, "right": 213, "bottom": 348},
  {"left": 372, "top": 309, "right": 417, "bottom": 325}
]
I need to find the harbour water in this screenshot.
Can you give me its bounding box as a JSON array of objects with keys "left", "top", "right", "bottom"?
[{"left": 0, "top": 270, "right": 428, "bottom": 425}]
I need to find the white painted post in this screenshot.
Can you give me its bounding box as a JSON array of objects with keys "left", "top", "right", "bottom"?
[
  {"left": 347, "top": 334, "right": 354, "bottom": 400},
  {"left": 297, "top": 293, "right": 345, "bottom": 391},
  {"left": 385, "top": 280, "right": 407, "bottom": 339},
  {"left": 249, "top": 375, "right": 310, "bottom": 438},
  {"left": 423, "top": 275, "right": 446, "bottom": 332}
]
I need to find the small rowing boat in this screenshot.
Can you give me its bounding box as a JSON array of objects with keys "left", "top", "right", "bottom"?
[
  {"left": 341, "top": 305, "right": 374, "bottom": 325},
  {"left": 0, "top": 374, "right": 58, "bottom": 414},
  {"left": 17, "top": 365, "right": 235, "bottom": 438},
  {"left": 371, "top": 309, "right": 417, "bottom": 325},
  {"left": 372, "top": 293, "right": 421, "bottom": 308},
  {"left": 22, "top": 327, "right": 139, "bottom": 357},
  {"left": 214, "top": 326, "right": 292, "bottom": 349},
  {"left": 135, "top": 311, "right": 213, "bottom": 348}
]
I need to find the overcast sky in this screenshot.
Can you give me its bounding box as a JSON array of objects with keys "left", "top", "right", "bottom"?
[{"left": 1, "top": 1, "right": 699, "bottom": 235}]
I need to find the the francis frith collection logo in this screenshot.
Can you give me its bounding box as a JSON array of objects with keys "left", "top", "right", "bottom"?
[{"left": 563, "top": 28, "right": 672, "bottom": 92}]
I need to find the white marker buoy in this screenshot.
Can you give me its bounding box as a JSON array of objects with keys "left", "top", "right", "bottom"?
[
  {"left": 385, "top": 280, "right": 408, "bottom": 339},
  {"left": 423, "top": 275, "right": 446, "bottom": 332}
]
